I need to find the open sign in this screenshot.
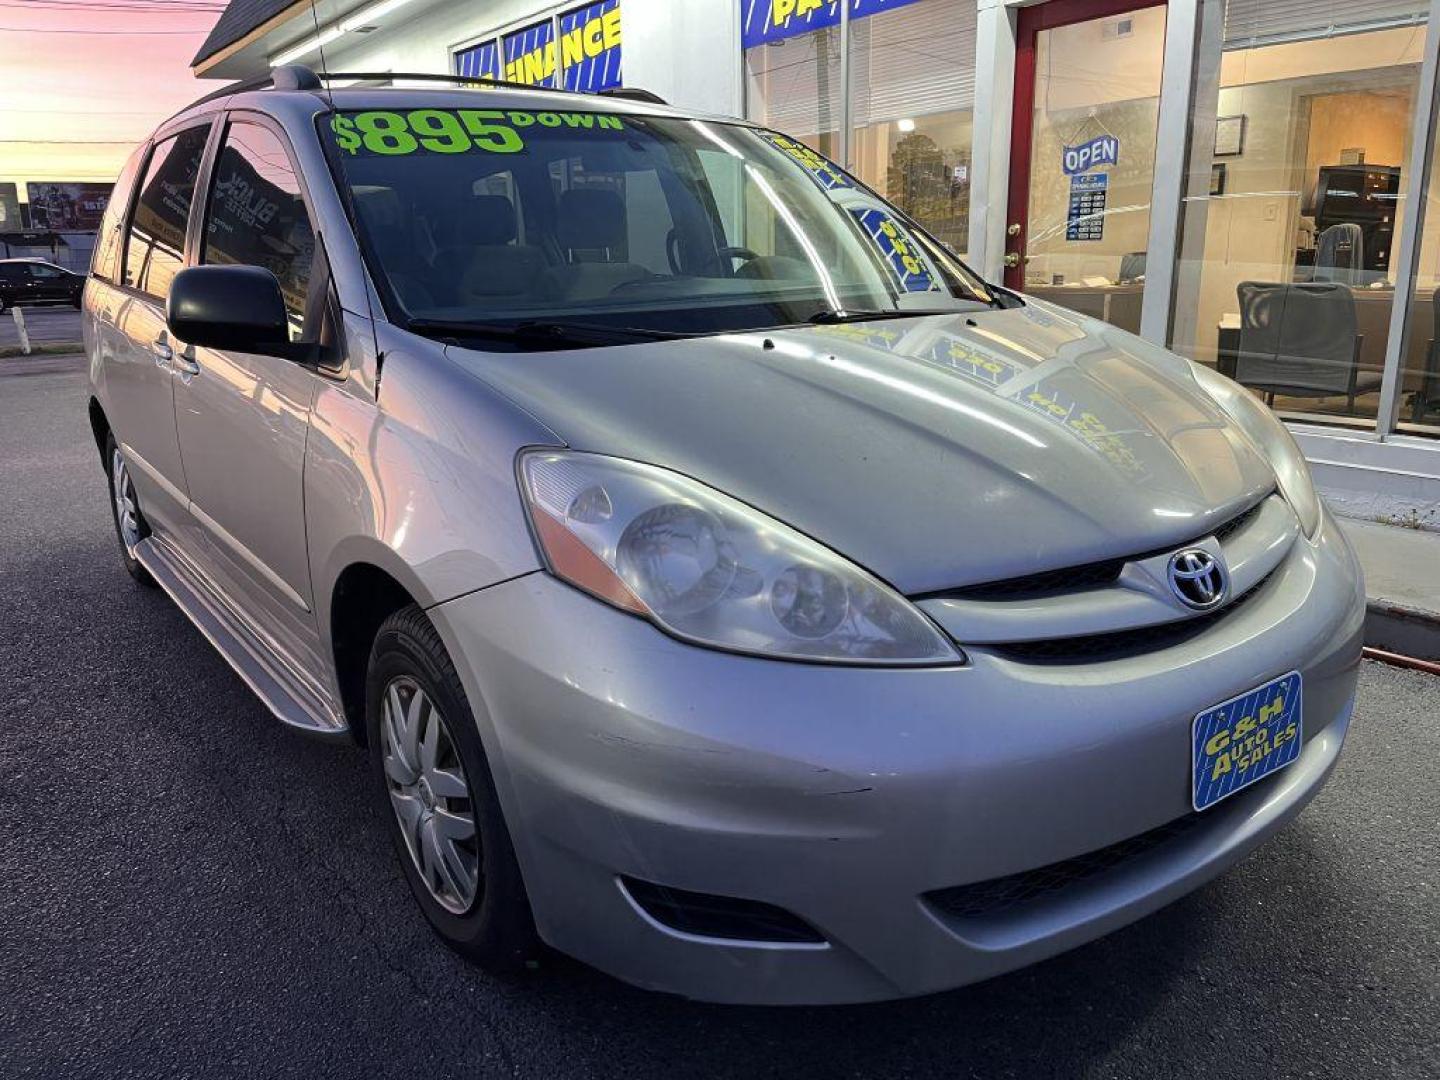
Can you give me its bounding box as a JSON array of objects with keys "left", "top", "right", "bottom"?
[{"left": 1062, "top": 134, "right": 1119, "bottom": 175}]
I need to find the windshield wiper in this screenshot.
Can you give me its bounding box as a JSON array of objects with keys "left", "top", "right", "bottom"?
[
  {"left": 407, "top": 318, "right": 695, "bottom": 348},
  {"left": 806, "top": 308, "right": 975, "bottom": 325}
]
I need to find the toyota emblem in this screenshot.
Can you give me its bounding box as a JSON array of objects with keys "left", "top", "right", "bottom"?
[{"left": 1167, "top": 548, "right": 1228, "bottom": 610}]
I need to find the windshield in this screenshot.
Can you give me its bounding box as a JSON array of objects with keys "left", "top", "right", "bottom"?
[{"left": 320, "top": 106, "right": 996, "bottom": 344}]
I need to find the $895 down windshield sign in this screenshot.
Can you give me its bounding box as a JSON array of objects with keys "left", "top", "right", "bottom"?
[{"left": 330, "top": 109, "right": 625, "bottom": 156}]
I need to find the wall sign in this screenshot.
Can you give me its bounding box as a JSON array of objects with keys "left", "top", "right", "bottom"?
[
  {"left": 561, "top": 0, "right": 622, "bottom": 91},
  {"left": 455, "top": 39, "right": 501, "bottom": 80},
  {"left": 1061, "top": 134, "right": 1119, "bottom": 176},
  {"left": 1066, "top": 173, "right": 1107, "bottom": 242},
  {"left": 456, "top": 1, "right": 622, "bottom": 92},
  {"left": 25, "top": 182, "right": 112, "bottom": 230},
  {"left": 504, "top": 19, "right": 558, "bottom": 87},
  {"left": 740, "top": 0, "right": 927, "bottom": 49}
]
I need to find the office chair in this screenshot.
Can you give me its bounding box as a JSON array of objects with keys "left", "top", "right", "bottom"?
[{"left": 1234, "top": 281, "right": 1381, "bottom": 409}]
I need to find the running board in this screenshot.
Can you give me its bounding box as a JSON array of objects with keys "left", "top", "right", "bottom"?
[{"left": 135, "top": 537, "right": 350, "bottom": 741}]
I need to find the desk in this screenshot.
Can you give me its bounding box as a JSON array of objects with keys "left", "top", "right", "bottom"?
[{"left": 1026, "top": 282, "right": 1144, "bottom": 335}]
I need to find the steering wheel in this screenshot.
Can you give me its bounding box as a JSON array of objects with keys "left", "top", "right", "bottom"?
[
  {"left": 717, "top": 245, "right": 761, "bottom": 267},
  {"left": 607, "top": 272, "right": 678, "bottom": 294},
  {"left": 665, "top": 231, "right": 764, "bottom": 276}
]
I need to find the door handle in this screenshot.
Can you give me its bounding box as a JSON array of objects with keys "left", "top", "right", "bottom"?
[
  {"left": 152, "top": 339, "right": 173, "bottom": 365},
  {"left": 1004, "top": 252, "right": 1021, "bottom": 269}
]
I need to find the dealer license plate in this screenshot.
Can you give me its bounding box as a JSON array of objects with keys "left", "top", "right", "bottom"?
[{"left": 1192, "top": 671, "right": 1303, "bottom": 811}]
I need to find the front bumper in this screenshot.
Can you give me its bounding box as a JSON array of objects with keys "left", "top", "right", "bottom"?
[{"left": 430, "top": 510, "right": 1364, "bottom": 1004}]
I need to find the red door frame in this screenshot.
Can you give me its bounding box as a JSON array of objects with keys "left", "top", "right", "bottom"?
[{"left": 1004, "top": 0, "right": 1169, "bottom": 291}]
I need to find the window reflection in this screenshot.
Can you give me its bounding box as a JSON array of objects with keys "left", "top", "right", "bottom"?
[
  {"left": 124, "top": 126, "right": 209, "bottom": 300},
  {"left": 742, "top": 0, "right": 977, "bottom": 257},
  {"left": 744, "top": 23, "right": 843, "bottom": 163},
  {"left": 1171, "top": 2, "right": 1427, "bottom": 428},
  {"left": 849, "top": 0, "right": 976, "bottom": 257}
]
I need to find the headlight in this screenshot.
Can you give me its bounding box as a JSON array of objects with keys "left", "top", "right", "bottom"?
[
  {"left": 1191, "top": 363, "right": 1322, "bottom": 538},
  {"left": 518, "top": 450, "right": 962, "bottom": 665}
]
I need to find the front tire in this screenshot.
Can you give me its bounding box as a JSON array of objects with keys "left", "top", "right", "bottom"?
[
  {"left": 105, "top": 434, "right": 155, "bottom": 587},
  {"left": 366, "top": 605, "right": 537, "bottom": 971}
]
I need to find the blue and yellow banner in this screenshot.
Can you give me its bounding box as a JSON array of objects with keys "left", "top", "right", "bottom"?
[
  {"left": 477, "top": 2, "right": 622, "bottom": 91},
  {"left": 761, "top": 131, "right": 850, "bottom": 190},
  {"left": 849, "top": 207, "right": 936, "bottom": 294},
  {"left": 561, "top": 0, "right": 622, "bottom": 92},
  {"left": 504, "top": 19, "right": 558, "bottom": 87},
  {"left": 454, "top": 38, "right": 501, "bottom": 80},
  {"left": 740, "top": 0, "right": 926, "bottom": 49}
]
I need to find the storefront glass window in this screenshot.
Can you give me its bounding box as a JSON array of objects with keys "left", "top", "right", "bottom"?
[
  {"left": 1170, "top": 0, "right": 1428, "bottom": 429},
  {"left": 742, "top": 6, "right": 843, "bottom": 162},
  {"left": 1396, "top": 92, "right": 1440, "bottom": 436},
  {"left": 503, "top": 19, "right": 558, "bottom": 88},
  {"left": 848, "top": 0, "right": 976, "bottom": 257},
  {"left": 1018, "top": 4, "right": 1165, "bottom": 334},
  {"left": 455, "top": 39, "right": 501, "bottom": 80}
]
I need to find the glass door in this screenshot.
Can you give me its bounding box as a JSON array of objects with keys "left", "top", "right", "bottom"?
[{"left": 1005, "top": 0, "right": 1168, "bottom": 333}]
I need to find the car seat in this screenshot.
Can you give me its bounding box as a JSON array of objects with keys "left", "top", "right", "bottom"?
[
  {"left": 538, "top": 189, "right": 650, "bottom": 301},
  {"left": 441, "top": 195, "right": 547, "bottom": 307}
]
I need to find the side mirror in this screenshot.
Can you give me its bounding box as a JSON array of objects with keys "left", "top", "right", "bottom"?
[{"left": 167, "top": 265, "right": 311, "bottom": 362}]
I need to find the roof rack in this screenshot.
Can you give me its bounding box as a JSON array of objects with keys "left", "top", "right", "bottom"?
[
  {"left": 178, "top": 66, "right": 668, "bottom": 117},
  {"left": 180, "top": 64, "right": 319, "bottom": 110},
  {"left": 597, "top": 87, "right": 668, "bottom": 105},
  {"left": 325, "top": 70, "right": 668, "bottom": 105}
]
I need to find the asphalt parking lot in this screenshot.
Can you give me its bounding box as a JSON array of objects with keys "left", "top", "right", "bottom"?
[
  {"left": 2, "top": 352, "right": 1438, "bottom": 1079},
  {"left": 0, "top": 305, "right": 82, "bottom": 351}
]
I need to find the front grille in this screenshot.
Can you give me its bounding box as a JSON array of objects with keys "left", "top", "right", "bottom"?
[
  {"left": 925, "top": 813, "right": 1205, "bottom": 920},
  {"left": 989, "top": 571, "right": 1273, "bottom": 664},
  {"left": 621, "top": 877, "right": 825, "bottom": 944},
  {"left": 928, "top": 491, "right": 1274, "bottom": 604},
  {"left": 1213, "top": 496, "right": 1268, "bottom": 545},
  {"left": 947, "top": 556, "right": 1124, "bottom": 601}
]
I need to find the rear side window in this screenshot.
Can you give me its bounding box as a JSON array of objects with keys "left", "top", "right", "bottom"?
[
  {"left": 202, "top": 121, "right": 316, "bottom": 341},
  {"left": 91, "top": 145, "right": 145, "bottom": 283},
  {"left": 0, "top": 265, "right": 28, "bottom": 283},
  {"left": 124, "top": 124, "right": 210, "bottom": 299}
]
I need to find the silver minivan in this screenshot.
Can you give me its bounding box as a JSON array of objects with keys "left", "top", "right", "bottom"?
[{"left": 84, "top": 67, "right": 1365, "bottom": 1005}]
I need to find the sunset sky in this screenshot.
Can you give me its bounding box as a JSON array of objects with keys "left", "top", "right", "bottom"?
[{"left": 0, "top": 0, "right": 226, "bottom": 199}]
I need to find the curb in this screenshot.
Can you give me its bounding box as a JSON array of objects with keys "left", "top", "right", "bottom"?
[
  {"left": 1365, "top": 599, "right": 1440, "bottom": 662},
  {"left": 0, "top": 342, "right": 84, "bottom": 359}
]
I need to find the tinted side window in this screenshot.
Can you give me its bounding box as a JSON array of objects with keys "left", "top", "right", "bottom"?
[
  {"left": 0, "top": 265, "right": 27, "bottom": 284},
  {"left": 124, "top": 125, "right": 209, "bottom": 299},
  {"left": 92, "top": 145, "right": 145, "bottom": 283},
  {"left": 203, "top": 121, "right": 315, "bottom": 340},
  {"left": 30, "top": 263, "right": 61, "bottom": 279}
]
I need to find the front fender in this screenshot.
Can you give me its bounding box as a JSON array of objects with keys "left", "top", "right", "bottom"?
[{"left": 304, "top": 328, "right": 561, "bottom": 658}]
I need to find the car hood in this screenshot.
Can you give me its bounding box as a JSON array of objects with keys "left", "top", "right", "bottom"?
[{"left": 445, "top": 301, "right": 1278, "bottom": 594}]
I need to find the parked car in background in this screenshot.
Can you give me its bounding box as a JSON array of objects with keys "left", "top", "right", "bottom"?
[
  {"left": 0, "top": 258, "right": 84, "bottom": 312},
  {"left": 83, "top": 66, "right": 1365, "bottom": 1005}
]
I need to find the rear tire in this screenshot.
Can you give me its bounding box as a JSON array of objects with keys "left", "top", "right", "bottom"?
[
  {"left": 105, "top": 434, "right": 155, "bottom": 587},
  {"left": 366, "top": 605, "right": 538, "bottom": 972}
]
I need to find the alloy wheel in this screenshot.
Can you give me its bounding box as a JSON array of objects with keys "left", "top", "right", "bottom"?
[
  {"left": 111, "top": 447, "right": 141, "bottom": 552},
  {"left": 380, "top": 676, "right": 482, "bottom": 914}
]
